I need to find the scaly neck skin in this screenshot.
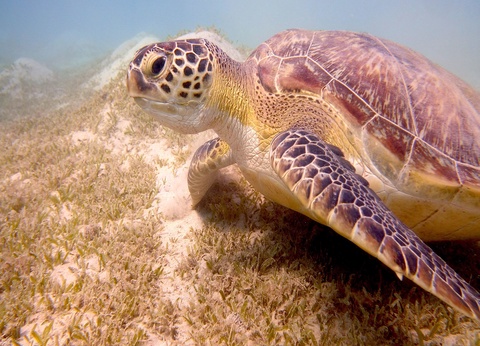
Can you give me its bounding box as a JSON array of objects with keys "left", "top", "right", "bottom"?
[
  {"left": 201, "top": 51, "right": 292, "bottom": 174},
  {"left": 204, "top": 52, "right": 257, "bottom": 152}
]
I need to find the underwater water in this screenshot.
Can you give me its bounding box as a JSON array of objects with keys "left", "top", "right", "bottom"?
[
  {"left": 1, "top": 1, "right": 480, "bottom": 345},
  {"left": 1, "top": 0, "right": 479, "bottom": 88}
]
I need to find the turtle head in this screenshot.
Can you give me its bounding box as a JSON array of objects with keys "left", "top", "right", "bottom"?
[{"left": 127, "top": 39, "right": 215, "bottom": 133}]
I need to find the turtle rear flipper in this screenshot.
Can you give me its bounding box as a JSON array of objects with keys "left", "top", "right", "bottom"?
[{"left": 270, "top": 128, "right": 480, "bottom": 321}]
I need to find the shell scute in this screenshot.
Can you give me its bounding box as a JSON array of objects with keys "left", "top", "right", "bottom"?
[
  {"left": 265, "top": 29, "right": 313, "bottom": 58},
  {"left": 256, "top": 56, "right": 280, "bottom": 93},
  {"left": 408, "top": 141, "right": 460, "bottom": 186},
  {"left": 457, "top": 163, "right": 480, "bottom": 188},
  {"left": 277, "top": 58, "right": 332, "bottom": 94},
  {"left": 365, "top": 116, "right": 414, "bottom": 161},
  {"left": 253, "top": 30, "right": 480, "bottom": 208},
  {"left": 324, "top": 79, "right": 376, "bottom": 126},
  {"left": 307, "top": 31, "right": 417, "bottom": 132}
]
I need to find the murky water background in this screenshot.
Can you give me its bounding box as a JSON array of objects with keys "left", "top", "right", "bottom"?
[
  {"left": 1, "top": 2, "right": 480, "bottom": 344},
  {"left": 1, "top": 0, "right": 479, "bottom": 88}
]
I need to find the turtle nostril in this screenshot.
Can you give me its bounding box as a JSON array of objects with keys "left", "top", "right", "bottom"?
[{"left": 152, "top": 56, "right": 166, "bottom": 75}]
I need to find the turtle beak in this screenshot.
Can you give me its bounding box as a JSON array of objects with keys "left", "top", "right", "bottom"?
[{"left": 127, "top": 63, "right": 153, "bottom": 98}]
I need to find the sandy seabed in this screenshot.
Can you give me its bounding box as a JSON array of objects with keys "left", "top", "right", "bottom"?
[{"left": 0, "top": 29, "right": 479, "bottom": 345}]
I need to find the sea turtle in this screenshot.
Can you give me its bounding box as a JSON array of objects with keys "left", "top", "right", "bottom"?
[{"left": 127, "top": 29, "right": 480, "bottom": 321}]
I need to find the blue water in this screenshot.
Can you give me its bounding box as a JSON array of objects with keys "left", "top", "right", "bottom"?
[{"left": 1, "top": 0, "right": 479, "bottom": 88}]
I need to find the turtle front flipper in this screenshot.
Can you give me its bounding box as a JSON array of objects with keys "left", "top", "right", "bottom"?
[
  {"left": 270, "top": 129, "right": 480, "bottom": 321},
  {"left": 188, "top": 137, "right": 235, "bottom": 206}
]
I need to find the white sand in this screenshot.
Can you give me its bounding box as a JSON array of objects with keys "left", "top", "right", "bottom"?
[
  {"left": 83, "top": 33, "right": 160, "bottom": 91},
  {"left": 15, "top": 29, "right": 249, "bottom": 344},
  {"left": 0, "top": 57, "right": 54, "bottom": 97}
]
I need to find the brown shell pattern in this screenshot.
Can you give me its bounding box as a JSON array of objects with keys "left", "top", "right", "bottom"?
[{"left": 250, "top": 29, "right": 480, "bottom": 191}]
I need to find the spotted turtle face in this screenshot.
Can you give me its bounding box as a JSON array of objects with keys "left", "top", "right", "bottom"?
[{"left": 127, "top": 39, "right": 215, "bottom": 132}]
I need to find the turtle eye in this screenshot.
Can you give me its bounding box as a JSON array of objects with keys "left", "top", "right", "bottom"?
[{"left": 151, "top": 56, "right": 166, "bottom": 75}]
